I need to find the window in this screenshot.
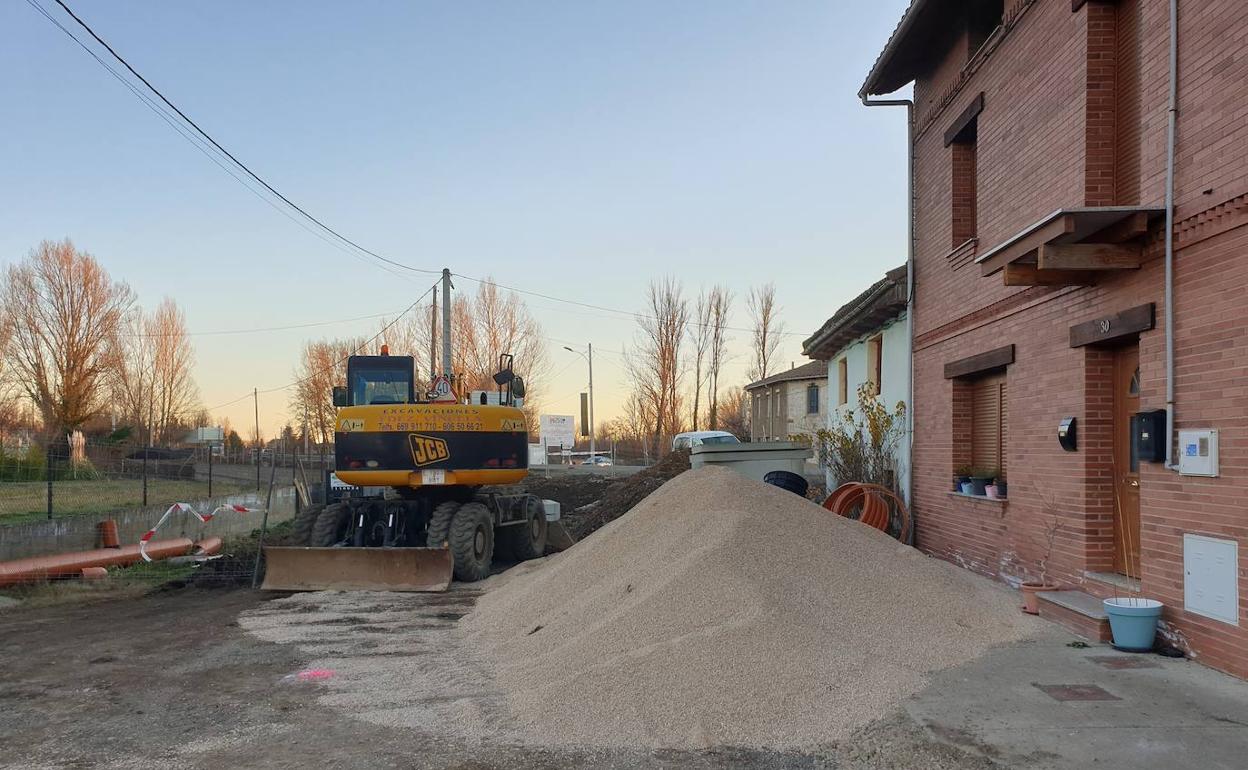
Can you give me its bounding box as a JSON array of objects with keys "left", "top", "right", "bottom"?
[
  {"left": 967, "top": 0, "right": 1004, "bottom": 59},
  {"left": 837, "top": 359, "right": 848, "bottom": 405},
  {"left": 806, "top": 384, "right": 820, "bottom": 415},
  {"left": 866, "top": 336, "right": 883, "bottom": 395},
  {"left": 971, "top": 373, "right": 1007, "bottom": 474},
  {"left": 950, "top": 123, "right": 978, "bottom": 246}
]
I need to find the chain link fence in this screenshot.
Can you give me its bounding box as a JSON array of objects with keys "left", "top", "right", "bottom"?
[{"left": 0, "top": 440, "right": 342, "bottom": 597}]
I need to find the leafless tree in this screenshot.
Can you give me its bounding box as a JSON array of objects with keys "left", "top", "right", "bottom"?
[
  {"left": 110, "top": 298, "right": 201, "bottom": 443},
  {"left": 1, "top": 240, "right": 134, "bottom": 434},
  {"left": 746, "top": 283, "right": 785, "bottom": 382},
  {"left": 449, "top": 279, "right": 548, "bottom": 410},
  {"left": 717, "top": 385, "right": 750, "bottom": 440},
  {"left": 705, "top": 285, "right": 732, "bottom": 430},
  {"left": 372, "top": 305, "right": 432, "bottom": 382},
  {"left": 288, "top": 337, "right": 364, "bottom": 446},
  {"left": 689, "top": 290, "right": 714, "bottom": 431},
  {"left": 627, "top": 278, "right": 689, "bottom": 456},
  {"left": 149, "top": 299, "right": 200, "bottom": 443}
]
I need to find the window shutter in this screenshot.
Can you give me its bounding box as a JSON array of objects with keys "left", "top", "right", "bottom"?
[
  {"left": 837, "top": 359, "right": 848, "bottom": 405},
  {"left": 971, "top": 374, "right": 1006, "bottom": 473}
]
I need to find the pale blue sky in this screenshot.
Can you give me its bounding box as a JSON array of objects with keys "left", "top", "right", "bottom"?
[{"left": 1, "top": 1, "right": 910, "bottom": 436}]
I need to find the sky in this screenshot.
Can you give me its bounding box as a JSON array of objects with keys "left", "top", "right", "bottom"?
[{"left": 0, "top": 0, "right": 911, "bottom": 439}]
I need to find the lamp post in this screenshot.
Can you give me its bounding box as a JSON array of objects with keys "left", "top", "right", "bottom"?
[{"left": 563, "top": 344, "right": 594, "bottom": 463}]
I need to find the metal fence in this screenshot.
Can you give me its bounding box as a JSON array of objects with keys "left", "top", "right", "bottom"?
[{"left": 0, "top": 438, "right": 331, "bottom": 523}]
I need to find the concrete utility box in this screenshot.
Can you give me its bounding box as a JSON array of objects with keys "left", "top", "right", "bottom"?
[{"left": 690, "top": 441, "right": 812, "bottom": 483}]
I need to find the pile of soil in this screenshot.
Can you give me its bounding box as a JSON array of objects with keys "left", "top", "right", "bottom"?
[
  {"left": 556, "top": 449, "right": 690, "bottom": 538},
  {"left": 462, "top": 466, "right": 1039, "bottom": 750}
]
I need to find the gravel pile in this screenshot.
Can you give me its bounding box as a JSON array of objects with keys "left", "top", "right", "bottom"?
[{"left": 462, "top": 466, "right": 1039, "bottom": 750}]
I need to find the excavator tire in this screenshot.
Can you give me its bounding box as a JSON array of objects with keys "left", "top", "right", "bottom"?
[
  {"left": 425, "top": 501, "right": 461, "bottom": 548},
  {"left": 449, "top": 502, "right": 493, "bottom": 582},
  {"left": 309, "top": 502, "right": 351, "bottom": 547},
  {"left": 501, "top": 495, "right": 548, "bottom": 561},
  {"left": 290, "top": 503, "right": 324, "bottom": 546}
]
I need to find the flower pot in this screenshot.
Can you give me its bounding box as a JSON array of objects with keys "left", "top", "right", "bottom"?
[
  {"left": 1020, "top": 581, "right": 1057, "bottom": 615},
  {"left": 960, "top": 481, "right": 975, "bottom": 495},
  {"left": 985, "top": 484, "right": 999, "bottom": 499},
  {"left": 995, "top": 480, "right": 1008, "bottom": 497},
  {"left": 1103, "top": 598, "right": 1164, "bottom": 652},
  {"left": 970, "top": 477, "right": 991, "bottom": 496}
]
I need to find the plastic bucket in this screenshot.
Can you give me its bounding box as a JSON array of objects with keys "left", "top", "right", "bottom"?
[
  {"left": 763, "top": 470, "right": 809, "bottom": 497},
  {"left": 1103, "top": 598, "right": 1164, "bottom": 651}
]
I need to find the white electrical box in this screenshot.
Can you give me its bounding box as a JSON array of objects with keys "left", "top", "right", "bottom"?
[
  {"left": 1178, "top": 429, "right": 1219, "bottom": 476},
  {"left": 1184, "top": 534, "right": 1239, "bottom": 625}
]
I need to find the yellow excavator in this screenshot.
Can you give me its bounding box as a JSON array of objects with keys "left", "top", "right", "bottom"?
[{"left": 263, "top": 272, "right": 561, "bottom": 592}]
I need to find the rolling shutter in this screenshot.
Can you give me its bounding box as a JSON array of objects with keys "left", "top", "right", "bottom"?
[{"left": 971, "top": 373, "right": 1007, "bottom": 473}]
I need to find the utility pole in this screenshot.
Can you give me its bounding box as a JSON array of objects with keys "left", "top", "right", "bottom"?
[
  {"left": 430, "top": 284, "right": 438, "bottom": 383},
  {"left": 587, "top": 342, "right": 595, "bottom": 461},
  {"left": 564, "top": 343, "right": 595, "bottom": 461},
  {"left": 254, "top": 387, "right": 260, "bottom": 491},
  {"left": 441, "top": 268, "right": 453, "bottom": 380}
]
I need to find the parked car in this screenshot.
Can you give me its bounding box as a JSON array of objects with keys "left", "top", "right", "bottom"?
[
  {"left": 583, "top": 455, "right": 613, "bottom": 467},
  {"left": 672, "top": 431, "right": 740, "bottom": 451}
]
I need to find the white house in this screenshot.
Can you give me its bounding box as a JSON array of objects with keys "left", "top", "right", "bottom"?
[{"left": 803, "top": 265, "right": 910, "bottom": 500}]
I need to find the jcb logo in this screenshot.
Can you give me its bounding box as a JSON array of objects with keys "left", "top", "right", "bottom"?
[{"left": 409, "top": 434, "right": 449, "bottom": 466}]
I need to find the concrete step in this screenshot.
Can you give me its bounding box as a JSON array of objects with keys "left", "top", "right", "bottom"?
[{"left": 1036, "top": 590, "right": 1112, "bottom": 643}]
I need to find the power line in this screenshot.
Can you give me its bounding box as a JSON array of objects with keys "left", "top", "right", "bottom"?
[
  {"left": 453, "top": 272, "right": 809, "bottom": 338},
  {"left": 125, "top": 309, "right": 406, "bottom": 338},
  {"left": 205, "top": 281, "right": 437, "bottom": 411},
  {"left": 34, "top": 0, "right": 439, "bottom": 281}
]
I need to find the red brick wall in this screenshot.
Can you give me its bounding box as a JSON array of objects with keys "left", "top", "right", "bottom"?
[
  {"left": 900, "top": 0, "right": 1248, "bottom": 678},
  {"left": 1084, "top": 1, "right": 1118, "bottom": 206}
]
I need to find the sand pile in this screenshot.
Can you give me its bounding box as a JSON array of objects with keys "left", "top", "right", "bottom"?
[{"left": 463, "top": 466, "right": 1039, "bottom": 750}]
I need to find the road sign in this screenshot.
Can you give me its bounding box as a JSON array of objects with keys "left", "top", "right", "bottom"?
[
  {"left": 429, "top": 375, "right": 455, "bottom": 403},
  {"left": 187, "top": 426, "right": 224, "bottom": 444},
  {"left": 539, "top": 414, "right": 576, "bottom": 449}
]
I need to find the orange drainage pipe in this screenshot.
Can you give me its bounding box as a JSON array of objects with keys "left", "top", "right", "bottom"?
[{"left": 0, "top": 538, "right": 197, "bottom": 587}]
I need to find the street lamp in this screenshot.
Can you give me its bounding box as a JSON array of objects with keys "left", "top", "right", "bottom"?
[{"left": 563, "top": 344, "right": 594, "bottom": 463}]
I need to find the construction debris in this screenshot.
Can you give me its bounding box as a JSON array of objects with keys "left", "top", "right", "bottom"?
[
  {"left": 532, "top": 449, "right": 691, "bottom": 539},
  {"left": 462, "top": 466, "right": 1040, "bottom": 749}
]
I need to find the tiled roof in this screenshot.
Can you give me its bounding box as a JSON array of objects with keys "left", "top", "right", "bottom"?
[
  {"left": 744, "top": 359, "right": 829, "bottom": 391},
  {"left": 803, "top": 265, "right": 907, "bottom": 360}
]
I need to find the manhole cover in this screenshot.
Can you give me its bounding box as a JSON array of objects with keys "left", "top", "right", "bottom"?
[
  {"left": 1034, "top": 684, "right": 1121, "bottom": 702},
  {"left": 1088, "top": 656, "right": 1161, "bottom": 670}
]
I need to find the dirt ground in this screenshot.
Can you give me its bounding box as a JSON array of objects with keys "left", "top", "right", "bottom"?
[{"left": 0, "top": 585, "right": 989, "bottom": 770}]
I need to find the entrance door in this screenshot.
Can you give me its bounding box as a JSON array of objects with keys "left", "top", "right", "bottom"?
[{"left": 1112, "top": 345, "right": 1142, "bottom": 576}]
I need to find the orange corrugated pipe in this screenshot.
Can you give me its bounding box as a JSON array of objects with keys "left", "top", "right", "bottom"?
[
  {"left": 822, "top": 482, "right": 911, "bottom": 543},
  {"left": 0, "top": 538, "right": 198, "bottom": 587}
]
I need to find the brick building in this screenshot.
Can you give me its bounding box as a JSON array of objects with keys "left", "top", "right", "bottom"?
[{"left": 862, "top": 0, "right": 1248, "bottom": 676}]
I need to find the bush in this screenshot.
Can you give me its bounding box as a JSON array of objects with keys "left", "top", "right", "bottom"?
[{"left": 812, "top": 383, "right": 906, "bottom": 495}]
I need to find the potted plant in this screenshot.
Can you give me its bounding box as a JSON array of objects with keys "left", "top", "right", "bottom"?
[
  {"left": 994, "top": 472, "right": 1007, "bottom": 498},
  {"left": 955, "top": 465, "right": 973, "bottom": 494},
  {"left": 1020, "top": 515, "right": 1060, "bottom": 615},
  {"left": 970, "top": 468, "right": 994, "bottom": 496}
]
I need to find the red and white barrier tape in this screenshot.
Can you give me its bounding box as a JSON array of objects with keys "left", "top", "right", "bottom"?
[{"left": 139, "top": 502, "right": 263, "bottom": 561}]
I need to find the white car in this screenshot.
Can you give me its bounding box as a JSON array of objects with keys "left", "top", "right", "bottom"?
[
  {"left": 583, "top": 456, "right": 613, "bottom": 467},
  {"left": 671, "top": 430, "right": 740, "bottom": 451}
]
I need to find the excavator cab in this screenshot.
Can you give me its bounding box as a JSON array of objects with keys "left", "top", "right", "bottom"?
[{"left": 332, "top": 349, "right": 415, "bottom": 407}]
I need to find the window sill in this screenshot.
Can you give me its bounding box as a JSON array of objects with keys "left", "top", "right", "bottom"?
[{"left": 948, "top": 491, "right": 1008, "bottom": 504}]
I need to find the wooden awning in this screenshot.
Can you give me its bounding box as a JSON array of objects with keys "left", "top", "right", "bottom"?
[{"left": 974, "top": 207, "right": 1163, "bottom": 286}]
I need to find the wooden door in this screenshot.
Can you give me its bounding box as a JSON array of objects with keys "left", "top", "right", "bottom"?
[{"left": 1112, "top": 345, "right": 1142, "bottom": 576}]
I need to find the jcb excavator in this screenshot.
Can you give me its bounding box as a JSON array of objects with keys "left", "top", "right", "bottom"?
[{"left": 262, "top": 270, "right": 562, "bottom": 592}]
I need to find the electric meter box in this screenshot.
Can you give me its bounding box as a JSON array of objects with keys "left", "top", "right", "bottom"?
[{"left": 1178, "top": 429, "right": 1219, "bottom": 477}]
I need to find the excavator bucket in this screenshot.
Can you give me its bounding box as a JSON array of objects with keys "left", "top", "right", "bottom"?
[{"left": 260, "top": 546, "right": 453, "bottom": 592}]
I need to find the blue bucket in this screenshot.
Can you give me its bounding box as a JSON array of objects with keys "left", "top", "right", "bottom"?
[{"left": 1103, "top": 598, "right": 1163, "bottom": 652}]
